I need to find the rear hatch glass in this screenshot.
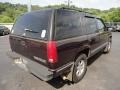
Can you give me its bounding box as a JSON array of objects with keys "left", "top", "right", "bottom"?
[{"left": 11, "top": 10, "right": 53, "bottom": 40}]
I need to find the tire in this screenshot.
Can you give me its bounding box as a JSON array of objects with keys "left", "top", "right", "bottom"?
[
  {"left": 72, "top": 54, "right": 87, "bottom": 83},
  {"left": 2, "top": 32, "right": 5, "bottom": 36},
  {"left": 104, "top": 40, "right": 112, "bottom": 53}
]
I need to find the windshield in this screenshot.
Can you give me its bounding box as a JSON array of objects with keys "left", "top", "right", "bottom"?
[
  {"left": 0, "top": 26, "right": 5, "bottom": 29},
  {"left": 12, "top": 9, "right": 53, "bottom": 40}
]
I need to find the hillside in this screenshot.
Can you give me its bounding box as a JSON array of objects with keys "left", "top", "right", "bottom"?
[{"left": 0, "top": 2, "right": 120, "bottom": 23}]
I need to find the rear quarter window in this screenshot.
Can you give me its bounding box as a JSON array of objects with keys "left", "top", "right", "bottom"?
[
  {"left": 12, "top": 10, "right": 53, "bottom": 40},
  {"left": 55, "top": 9, "right": 85, "bottom": 40},
  {"left": 85, "top": 17, "right": 97, "bottom": 34}
]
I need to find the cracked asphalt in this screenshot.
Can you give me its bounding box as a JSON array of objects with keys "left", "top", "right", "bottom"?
[{"left": 0, "top": 32, "right": 120, "bottom": 90}]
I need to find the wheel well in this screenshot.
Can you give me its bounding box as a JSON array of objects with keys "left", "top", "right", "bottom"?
[
  {"left": 109, "top": 36, "right": 112, "bottom": 42},
  {"left": 109, "top": 36, "right": 112, "bottom": 39},
  {"left": 74, "top": 48, "right": 90, "bottom": 61}
]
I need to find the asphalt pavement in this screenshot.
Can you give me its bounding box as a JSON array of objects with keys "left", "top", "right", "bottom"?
[{"left": 0, "top": 32, "right": 120, "bottom": 90}]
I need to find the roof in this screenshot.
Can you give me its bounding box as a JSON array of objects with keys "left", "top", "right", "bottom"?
[
  {"left": 23, "top": 7, "right": 100, "bottom": 19},
  {"left": 58, "top": 7, "right": 100, "bottom": 19}
]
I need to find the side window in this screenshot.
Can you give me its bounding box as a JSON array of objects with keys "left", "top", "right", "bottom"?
[
  {"left": 55, "top": 9, "right": 83, "bottom": 40},
  {"left": 85, "top": 17, "right": 97, "bottom": 34},
  {"left": 96, "top": 19, "right": 105, "bottom": 31}
]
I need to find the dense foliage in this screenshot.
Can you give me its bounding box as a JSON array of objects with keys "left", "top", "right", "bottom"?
[{"left": 0, "top": 2, "right": 120, "bottom": 23}]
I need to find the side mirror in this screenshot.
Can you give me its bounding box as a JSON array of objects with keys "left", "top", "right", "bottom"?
[
  {"left": 108, "top": 28, "right": 113, "bottom": 31},
  {"left": 106, "top": 26, "right": 112, "bottom": 31}
]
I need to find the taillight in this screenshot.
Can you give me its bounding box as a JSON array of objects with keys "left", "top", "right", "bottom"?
[{"left": 47, "top": 41, "right": 57, "bottom": 63}]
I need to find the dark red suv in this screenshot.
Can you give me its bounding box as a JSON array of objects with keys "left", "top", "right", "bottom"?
[{"left": 9, "top": 7, "right": 112, "bottom": 83}]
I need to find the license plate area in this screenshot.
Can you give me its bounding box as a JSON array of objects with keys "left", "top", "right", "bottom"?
[
  {"left": 14, "top": 58, "right": 28, "bottom": 71},
  {"left": 14, "top": 58, "right": 22, "bottom": 64}
]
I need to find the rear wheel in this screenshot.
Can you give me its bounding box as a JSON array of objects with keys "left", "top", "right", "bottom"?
[{"left": 72, "top": 54, "right": 87, "bottom": 83}]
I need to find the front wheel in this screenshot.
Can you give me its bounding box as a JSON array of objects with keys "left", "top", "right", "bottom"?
[
  {"left": 72, "top": 54, "right": 87, "bottom": 83},
  {"left": 2, "top": 32, "right": 5, "bottom": 36},
  {"left": 104, "top": 40, "right": 112, "bottom": 53}
]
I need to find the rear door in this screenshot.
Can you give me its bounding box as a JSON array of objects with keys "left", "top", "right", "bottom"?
[
  {"left": 10, "top": 10, "right": 53, "bottom": 66},
  {"left": 85, "top": 17, "right": 100, "bottom": 53}
]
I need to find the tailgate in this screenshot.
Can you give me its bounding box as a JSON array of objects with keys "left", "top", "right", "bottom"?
[
  {"left": 9, "top": 10, "right": 53, "bottom": 67},
  {"left": 9, "top": 35, "right": 48, "bottom": 66}
]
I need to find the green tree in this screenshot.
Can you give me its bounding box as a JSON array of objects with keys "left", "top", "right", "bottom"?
[
  {"left": 0, "top": 2, "right": 120, "bottom": 23},
  {"left": 0, "top": 15, "right": 12, "bottom": 23}
]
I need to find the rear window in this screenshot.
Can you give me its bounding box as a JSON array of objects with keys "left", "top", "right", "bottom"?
[
  {"left": 12, "top": 10, "right": 53, "bottom": 40},
  {"left": 0, "top": 26, "right": 5, "bottom": 29}
]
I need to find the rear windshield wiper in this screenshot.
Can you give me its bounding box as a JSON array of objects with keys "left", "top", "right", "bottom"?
[{"left": 24, "top": 28, "right": 39, "bottom": 33}]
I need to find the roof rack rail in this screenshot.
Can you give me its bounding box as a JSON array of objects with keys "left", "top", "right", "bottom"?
[
  {"left": 59, "top": 7, "right": 93, "bottom": 14},
  {"left": 60, "top": 7, "right": 101, "bottom": 18}
]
